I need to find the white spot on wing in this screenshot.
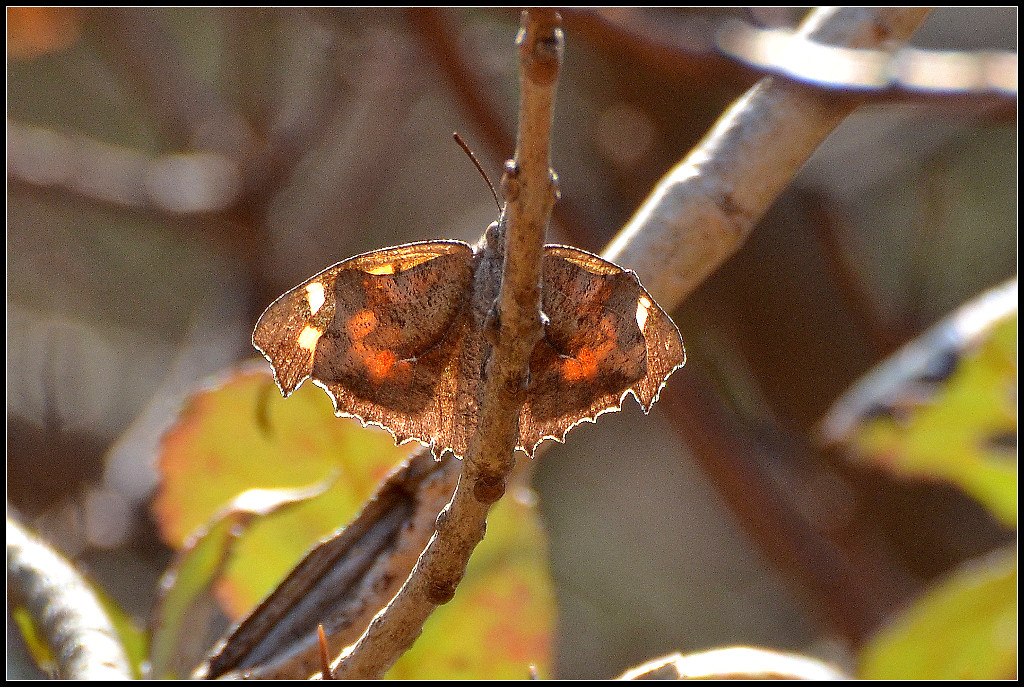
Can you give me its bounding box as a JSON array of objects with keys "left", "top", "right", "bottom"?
[
  {"left": 305, "top": 282, "right": 326, "bottom": 315},
  {"left": 298, "top": 325, "right": 322, "bottom": 351},
  {"left": 636, "top": 295, "right": 651, "bottom": 332}
]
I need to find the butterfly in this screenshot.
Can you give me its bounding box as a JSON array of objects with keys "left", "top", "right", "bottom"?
[{"left": 253, "top": 234, "right": 685, "bottom": 459}]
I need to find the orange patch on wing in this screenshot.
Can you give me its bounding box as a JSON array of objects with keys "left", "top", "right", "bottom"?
[
  {"left": 366, "top": 348, "right": 397, "bottom": 381},
  {"left": 351, "top": 340, "right": 410, "bottom": 385},
  {"left": 562, "top": 357, "right": 585, "bottom": 382},
  {"left": 365, "top": 263, "right": 397, "bottom": 276},
  {"left": 347, "top": 310, "right": 378, "bottom": 339},
  {"left": 560, "top": 318, "right": 618, "bottom": 383}
]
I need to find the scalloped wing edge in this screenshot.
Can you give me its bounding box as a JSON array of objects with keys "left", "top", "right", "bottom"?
[{"left": 516, "top": 356, "right": 685, "bottom": 458}]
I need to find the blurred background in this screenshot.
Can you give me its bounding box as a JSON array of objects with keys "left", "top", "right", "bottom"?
[{"left": 7, "top": 7, "right": 1016, "bottom": 679}]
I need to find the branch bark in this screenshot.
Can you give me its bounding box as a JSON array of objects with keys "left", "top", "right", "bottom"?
[{"left": 603, "top": 6, "right": 934, "bottom": 645}]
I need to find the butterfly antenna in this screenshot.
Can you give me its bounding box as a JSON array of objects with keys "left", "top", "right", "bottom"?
[{"left": 453, "top": 132, "right": 501, "bottom": 212}]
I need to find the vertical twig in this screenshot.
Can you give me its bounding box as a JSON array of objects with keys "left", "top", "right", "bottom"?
[
  {"left": 801, "top": 188, "right": 905, "bottom": 355},
  {"left": 407, "top": 7, "right": 593, "bottom": 249},
  {"left": 327, "top": 10, "right": 563, "bottom": 679}
]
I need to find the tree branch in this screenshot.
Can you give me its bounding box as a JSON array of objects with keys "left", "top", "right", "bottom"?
[
  {"left": 602, "top": 6, "right": 933, "bottom": 645},
  {"left": 7, "top": 518, "right": 133, "bottom": 680},
  {"left": 603, "top": 7, "right": 933, "bottom": 307}
]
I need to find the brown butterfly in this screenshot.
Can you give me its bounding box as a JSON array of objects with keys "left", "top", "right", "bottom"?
[{"left": 253, "top": 235, "right": 684, "bottom": 459}]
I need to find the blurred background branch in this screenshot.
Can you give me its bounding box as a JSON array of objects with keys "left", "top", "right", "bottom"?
[
  {"left": 566, "top": 9, "right": 1016, "bottom": 116},
  {"left": 7, "top": 518, "right": 134, "bottom": 679}
]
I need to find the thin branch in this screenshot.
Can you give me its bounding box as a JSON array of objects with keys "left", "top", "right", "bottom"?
[
  {"left": 603, "top": 7, "right": 933, "bottom": 309},
  {"left": 801, "top": 188, "right": 906, "bottom": 356},
  {"left": 326, "top": 10, "right": 563, "bottom": 679},
  {"left": 198, "top": 451, "right": 459, "bottom": 679},
  {"left": 317, "top": 625, "right": 334, "bottom": 679},
  {"left": 6, "top": 119, "right": 242, "bottom": 215},
  {"left": 7, "top": 518, "right": 134, "bottom": 680},
  {"left": 600, "top": 6, "right": 933, "bottom": 643},
  {"left": 717, "top": 21, "right": 1017, "bottom": 105}
]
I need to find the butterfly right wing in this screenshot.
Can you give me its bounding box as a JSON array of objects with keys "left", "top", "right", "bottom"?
[{"left": 518, "top": 246, "right": 686, "bottom": 456}]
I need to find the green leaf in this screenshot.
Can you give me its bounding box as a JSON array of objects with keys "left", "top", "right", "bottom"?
[
  {"left": 387, "top": 486, "right": 555, "bottom": 679},
  {"left": 854, "top": 314, "right": 1017, "bottom": 526},
  {"left": 11, "top": 605, "right": 56, "bottom": 676},
  {"left": 153, "top": 364, "right": 411, "bottom": 616},
  {"left": 149, "top": 478, "right": 333, "bottom": 679},
  {"left": 860, "top": 546, "right": 1017, "bottom": 679},
  {"left": 153, "top": 364, "right": 555, "bottom": 678}
]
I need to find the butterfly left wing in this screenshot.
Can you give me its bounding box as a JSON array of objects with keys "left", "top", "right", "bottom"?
[
  {"left": 518, "top": 246, "right": 686, "bottom": 456},
  {"left": 253, "top": 240, "right": 476, "bottom": 456}
]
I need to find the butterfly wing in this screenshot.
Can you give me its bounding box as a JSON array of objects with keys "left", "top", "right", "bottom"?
[
  {"left": 518, "top": 246, "right": 686, "bottom": 455},
  {"left": 253, "top": 240, "right": 476, "bottom": 456}
]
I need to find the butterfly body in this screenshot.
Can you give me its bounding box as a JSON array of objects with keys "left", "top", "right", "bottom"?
[{"left": 253, "top": 232, "right": 685, "bottom": 459}]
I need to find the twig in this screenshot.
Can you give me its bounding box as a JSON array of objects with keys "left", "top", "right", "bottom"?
[
  {"left": 406, "top": 7, "right": 595, "bottom": 250},
  {"left": 198, "top": 450, "right": 459, "bottom": 678},
  {"left": 327, "top": 10, "right": 563, "bottom": 679},
  {"left": 801, "top": 189, "right": 905, "bottom": 356},
  {"left": 317, "top": 625, "right": 334, "bottom": 679},
  {"left": 718, "top": 21, "right": 1017, "bottom": 103},
  {"left": 567, "top": 9, "right": 1015, "bottom": 117},
  {"left": 6, "top": 119, "right": 242, "bottom": 214},
  {"left": 6, "top": 518, "right": 134, "bottom": 680}
]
